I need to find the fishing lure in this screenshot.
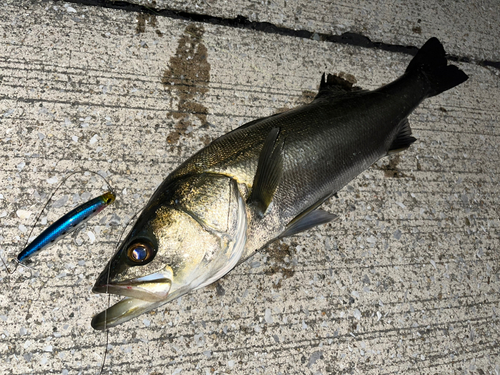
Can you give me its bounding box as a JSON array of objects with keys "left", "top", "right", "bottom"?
[{"left": 17, "top": 191, "right": 116, "bottom": 262}]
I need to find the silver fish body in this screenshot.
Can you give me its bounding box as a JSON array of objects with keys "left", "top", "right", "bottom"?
[{"left": 91, "top": 38, "right": 468, "bottom": 329}]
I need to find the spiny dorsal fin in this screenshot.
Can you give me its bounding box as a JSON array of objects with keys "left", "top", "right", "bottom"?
[
  {"left": 247, "top": 128, "right": 284, "bottom": 217},
  {"left": 315, "top": 73, "right": 363, "bottom": 99},
  {"left": 388, "top": 118, "right": 417, "bottom": 155}
]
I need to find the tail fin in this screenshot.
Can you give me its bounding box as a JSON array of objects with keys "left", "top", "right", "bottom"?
[{"left": 406, "top": 37, "right": 468, "bottom": 97}]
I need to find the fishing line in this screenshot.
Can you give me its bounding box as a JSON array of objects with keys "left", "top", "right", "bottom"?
[
  {"left": 1, "top": 170, "right": 115, "bottom": 274},
  {"left": 97, "top": 207, "right": 144, "bottom": 375},
  {"left": 0, "top": 169, "right": 119, "bottom": 374}
]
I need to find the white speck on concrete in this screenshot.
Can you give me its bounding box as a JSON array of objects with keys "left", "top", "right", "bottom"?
[
  {"left": 264, "top": 308, "right": 273, "bottom": 324},
  {"left": 393, "top": 229, "right": 402, "bottom": 240},
  {"left": 143, "top": 319, "right": 151, "bottom": 327},
  {"left": 89, "top": 134, "right": 98, "bottom": 145},
  {"left": 194, "top": 333, "right": 205, "bottom": 346},
  {"left": 64, "top": 5, "right": 76, "bottom": 13},
  {"left": 430, "top": 260, "right": 437, "bottom": 269},
  {"left": 19, "top": 224, "right": 27, "bottom": 233},
  {"left": 3, "top": 108, "right": 14, "bottom": 117},
  {"left": 44, "top": 345, "right": 53, "bottom": 352},
  {"left": 16, "top": 210, "right": 32, "bottom": 219},
  {"left": 87, "top": 231, "right": 95, "bottom": 243},
  {"left": 353, "top": 309, "right": 362, "bottom": 320},
  {"left": 47, "top": 176, "right": 58, "bottom": 184},
  {"left": 17, "top": 162, "right": 25, "bottom": 171},
  {"left": 52, "top": 195, "right": 68, "bottom": 208},
  {"left": 396, "top": 201, "right": 406, "bottom": 209},
  {"left": 71, "top": 136, "right": 78, "bottom": 142}
]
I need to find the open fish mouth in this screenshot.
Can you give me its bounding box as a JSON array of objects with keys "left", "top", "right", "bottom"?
[
  {"left": 91, "top": 272, "right": 172, "bottom": 330},
  {"left": 91, "top": 297, "right": 165, "bottom": 330},
  {"left": 92, "top": 272, "right": 172, "bottom": 302}
]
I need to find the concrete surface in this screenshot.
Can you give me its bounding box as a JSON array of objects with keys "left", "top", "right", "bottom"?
[
  {"left": 0, "top": 1, "right": 499, "bottom": 374},
  {"left": 129, "top": 0, "right": 500, "bottom": 61}
]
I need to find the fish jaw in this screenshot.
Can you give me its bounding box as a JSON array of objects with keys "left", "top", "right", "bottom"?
[
  {"left": 91, "top": 297, "right": 163, "bottom": 330},
  {"left": 92, "top": 270, "right": 173, "bottom": 302}
]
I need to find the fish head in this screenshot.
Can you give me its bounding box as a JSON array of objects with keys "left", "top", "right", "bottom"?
[{"left": 92, "top": 174, "right": 247, "bottom": 329}]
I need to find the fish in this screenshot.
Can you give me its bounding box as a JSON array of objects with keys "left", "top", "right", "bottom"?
[
  {"left": 17, "top": 192, "right": 115, "bottom": 262},
  {"left": 91, "top": 37, "right": 468, "bottom": 329}
]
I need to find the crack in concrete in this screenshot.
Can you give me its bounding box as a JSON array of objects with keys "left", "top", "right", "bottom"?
[{"left": 62, "top": 0, "right": 500, "bottom": 70}]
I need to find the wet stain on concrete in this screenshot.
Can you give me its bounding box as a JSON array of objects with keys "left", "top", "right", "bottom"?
[
  {"left": 336, "top": 71, "right": 358, "bottom": 87},
  {"left": 300, "top": 89, "right": 317, "bottom": 103},
  {"left": 378, "top": 154, "right": 415, "bottom": 179},
  {"left": 274, "top": 73, "right": 358, "bottom": 114},
  {"left": 265, "top": 241, "right": 295, "bottom": 289},
  {"left": 382, "top": 154, "right": 402, "bottom": 178},
  {"left": 274, "top": 90, "right": 317, "bottom": 114},
  {"left": 412, "top": 26, "right": 422, "bottom": 34},
  {"left": 136, "top": 13, "right": 157, "bottom": 34},
  {"left": 162, "top": 24, "right": 211, "bottom": 145}
]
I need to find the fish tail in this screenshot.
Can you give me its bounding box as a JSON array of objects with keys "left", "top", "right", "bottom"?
[{"left": 406, "top": 37, "right": 468, "bottom": 97}]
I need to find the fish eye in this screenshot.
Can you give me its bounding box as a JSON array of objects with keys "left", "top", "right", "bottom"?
[{"left": 126, "top": 241, "right": 154, "bottom": 264}]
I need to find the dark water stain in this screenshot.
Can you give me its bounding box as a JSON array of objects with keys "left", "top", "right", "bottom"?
[
  {"left": 377, "top": 154, "right": 414, "bottom": 179},
  {"left": 274, "top": 72, "right": 359, "bottom": 114},
  {"left": 265, "top": 241, "right": 295, "bottom": 289},
  {"left": 299, "top": 90, "right": 316, "bottom": 105},
  {"left": 412, "top": 26, "right": 422, "bottom": 34},
  {"left": 136, "top": 13, "right": 157, "bottom": 34},
  {"left": 336, "top": 71, "right": 358, "bottom": 87},
  {"left": 383, "top": 154, "right": 402, "bottom": 178},
  {"left": 162, "top": 24, "right": 211, "bottom": 145},
  {"left": 274, "top": 89, "right": 317, "bottom": 114}
]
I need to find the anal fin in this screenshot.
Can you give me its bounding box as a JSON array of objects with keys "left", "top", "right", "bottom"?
[
  {"left": 388, "top": 118, "right": 417, "bottom": 155},
  {"left": 247, "top": 128, "right": 284, "bottom": 217}
]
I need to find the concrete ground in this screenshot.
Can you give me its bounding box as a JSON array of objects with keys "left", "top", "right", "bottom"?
[{"left": 0, "top": 1, "right": 499, "bottom": 374}]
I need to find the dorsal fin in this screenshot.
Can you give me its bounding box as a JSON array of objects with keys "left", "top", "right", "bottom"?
[{"left": 315, "top": 73, "right": 363, "bottom": 99}]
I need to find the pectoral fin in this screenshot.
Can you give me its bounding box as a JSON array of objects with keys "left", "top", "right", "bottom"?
[
  {"left": 281, "top": 192, "right": 337, "bottom": 238},
  {"left": 247, "top": 127, "right": 284, "bottom": 217},
  {"left": 280, "top": 209, "right": 337, "bottom": 238}
]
